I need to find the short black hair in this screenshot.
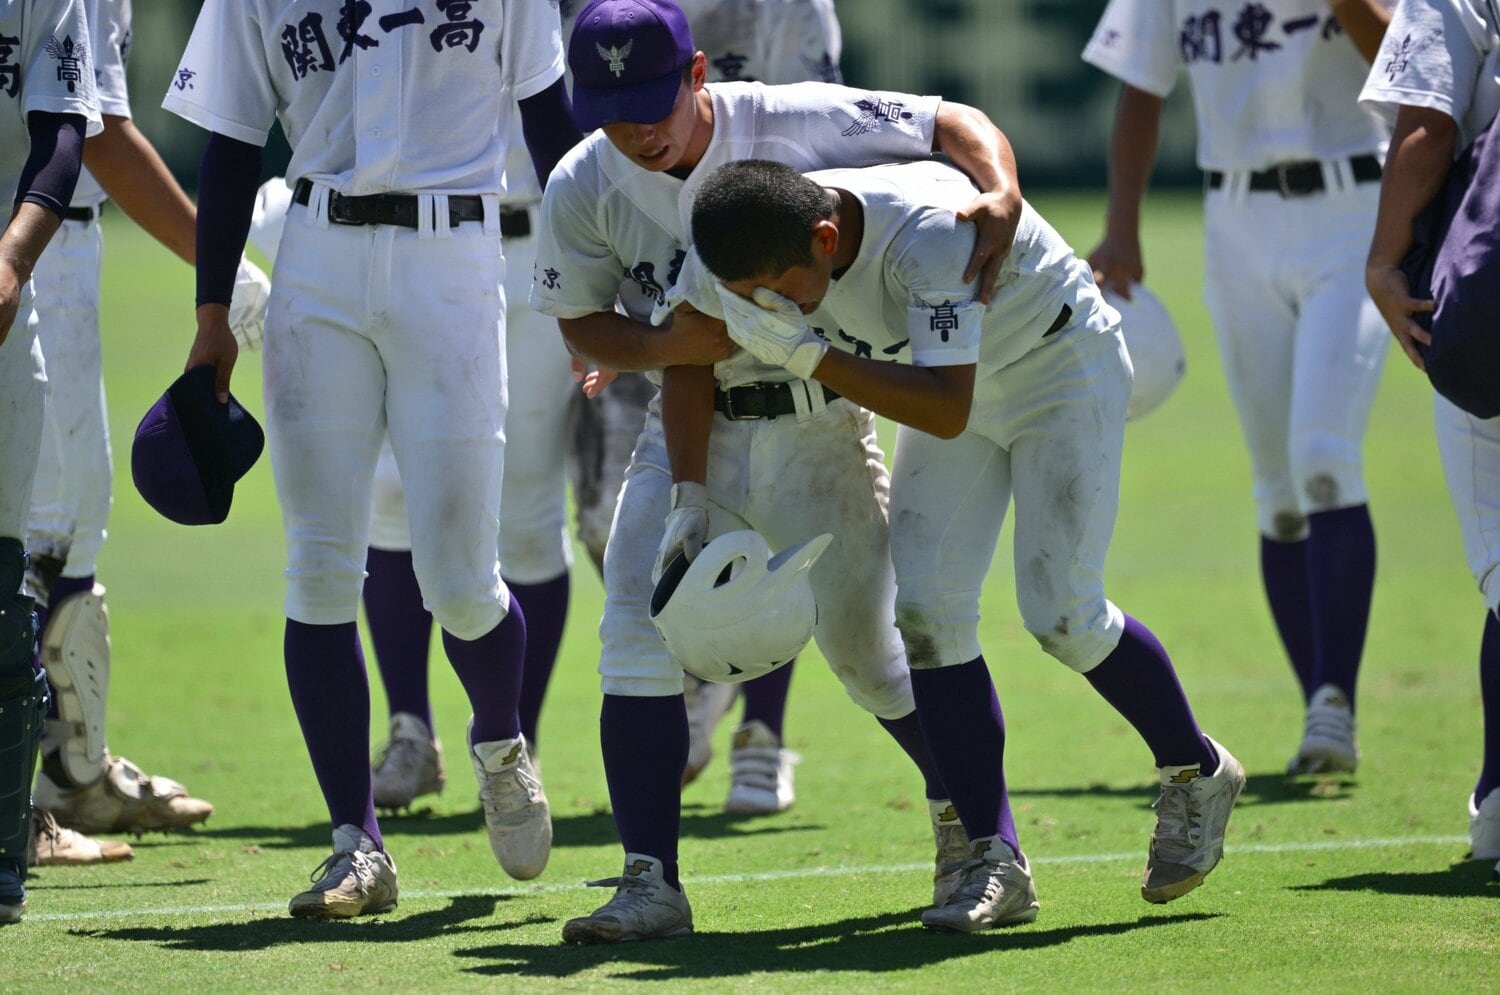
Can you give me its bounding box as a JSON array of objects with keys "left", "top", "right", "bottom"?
[{"left": 691, "top": 160, "right": 835, "bottom": 282}]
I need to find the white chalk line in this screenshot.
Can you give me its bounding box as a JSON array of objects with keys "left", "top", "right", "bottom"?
[{"left": 24, "top": 833, "right": 1470, "bottom": 924}]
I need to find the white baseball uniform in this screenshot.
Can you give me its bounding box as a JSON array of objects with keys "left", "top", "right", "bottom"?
[
  {"left": 164, "top": 0, "right": 564, "bottom": 638},
  {"left": 24, "top": 0, "right": 128, "bottom": 583},
  {"left": 1085, "top": 0, "right": 1391, "bottom": 539},
  {"left": 531, "top": 80, "right": 936, "bottom": 712},
  {"left": 0, "top": 0, "right": 101, "bottom": 542},
  {"left": 796, "top": 161, "right": 1130, "bottom": 672},
  {"left": 1359, "top": 0, "right": 1500, "bottom": 611}
]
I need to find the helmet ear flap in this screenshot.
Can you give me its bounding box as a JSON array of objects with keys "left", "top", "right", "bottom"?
[{"left": 650, "top": 553, "right": 692, "bottom": 619}]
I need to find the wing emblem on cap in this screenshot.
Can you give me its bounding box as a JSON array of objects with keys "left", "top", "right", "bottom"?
[{"left": 597, "top": 38, "right": 633, "bottom": 77}]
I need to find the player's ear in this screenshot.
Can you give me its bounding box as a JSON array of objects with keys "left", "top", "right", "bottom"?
[
  {"left": 811, "top": 219, "right": 839, "bottom": 259},
  {"left": 689, "top": 52, "right": 708, "bottom": 90}
]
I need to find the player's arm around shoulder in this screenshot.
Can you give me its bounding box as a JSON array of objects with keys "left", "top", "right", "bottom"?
[
  {"left": 815, "top": 349, "right": 976, "bottom": 439},
  {"left": 930, "top": 101, "right": 1023, "bottom": 303}
]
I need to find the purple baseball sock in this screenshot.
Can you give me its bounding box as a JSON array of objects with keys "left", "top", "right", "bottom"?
[
  {"left": 363, "top": 547, "right": 434, "bottom": 729},
  {"left": 37, "top": 573, "right": 94, "bottom": 723},
  {"left": 909, "top": 658, "right": 1017, "bottom": 853},
  {"left": 508, "top": 572, "right": 569, "bottom": 753},
  {"left": 1260, "top": 537, "right": 1317, "bottom": 700},
  {"left": 1305, "top": 505, "right": 1376, "bottom": 708},
  {"left": 1084, "top": 616, "right": 1216, "bottom": 770},
  {"left": 740, "top": 658, "right": 795, "bottom": 739},
  {"left": 1478, "top": 611, "right": 1500, "bottom": 802},
  {"left": 877, "top": 710, "right": 947, "bottom": 800},
  {"left": 601, "top": 693, "right": 687, "bottom": 890},
  {"left": 442, "top": 599, "right": 526, "bottom": 746},
  {"left": 284, "top": 619, "right": 382, "bottom": 848}
]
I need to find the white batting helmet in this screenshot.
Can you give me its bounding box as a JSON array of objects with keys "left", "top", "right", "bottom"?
[
  {"left": 1104, "top": 283, "right": 1186, "bottom": 421},
  {"left": 248, "top": 177, "right": 294, "bottom": 267},
  {"left": 650, "top": 530, "right": 833, "bottom": 684}
]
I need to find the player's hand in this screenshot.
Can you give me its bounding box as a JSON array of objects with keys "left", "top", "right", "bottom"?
[
  {"left": 0, "top": 257, "right": 21, "bottom": 347},
  {"left": 187, "top": 304, "right": 240, "bottom": 403},
  {"left": 1088, "top": 232, "right": 1145, "bottom": 299},
  {"left": 660, "top": 307, "right": 736, "bottom": 366},
  {"left": 228, "top": 258, "right": 271, "bottom": 351},
  {"left": 1365, "top": 261, "right": 1433, "bottom": 371},
  {"left": 956, "top": 189, "right": 1022, "bottom": 304},
  {"left": 653, "top": 481, "right": 709, "bottom": 583},
  {"left": 719, "top": 285, "right": 829, "bottom": 379}
]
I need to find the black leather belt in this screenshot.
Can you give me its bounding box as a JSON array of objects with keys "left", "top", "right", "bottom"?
[
  {"left": 714, "top": 382, "right": 841, "bottom": 421},
  {"left": 1206, "top": 154, "right": 1382, "bottom": 197},
  {"left": 500, "top": 206, "right": 531, "bottom": 239},
  {"left": 63, "top": 205, "right": 98, "bottom": 223},
  {"left": 293, "top": 177, "right": 490, "bottom": 229}
]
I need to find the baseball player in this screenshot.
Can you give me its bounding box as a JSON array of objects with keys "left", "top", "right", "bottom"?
[
  {"left": 27, "top": 0, "right": 271, "bottom": 852},
  {"left": 354, "top": 0, "right": 847, "bottom": 818},
  {"left": 1358, "top": 0, "right": 1500, "bottom": 878},
  {"left": 688, "top": 155, "right": 1246, "bottom": 930},
  {"left": 1083, "top": 0, "right": 1392, "bottom": 776},
  {"left": 0, "top": 0, "right": 101, "bottom": 924},
  {"left": 164, "top": 0, "right": 581, "bottom": 918},
  {"left": 533, "top": 0, "right": 1025, "bottom": 943}
]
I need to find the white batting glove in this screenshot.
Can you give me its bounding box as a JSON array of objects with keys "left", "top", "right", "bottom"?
[
  {"left": 719, "top": 285, "right": 829, "bottom": 380},
  {"left": 228, "top": 258, "right": 271, "bottom": 352},
  {"left": 653, "top": 481, "right": 709, "bottom": 583},
  {"left": 650, "top": 246, "right": 726, "bottom": 327}
]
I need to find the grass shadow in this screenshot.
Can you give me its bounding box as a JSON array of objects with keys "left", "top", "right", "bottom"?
[
  {"left": 30, "top": 878, "right": 213, "bottom": 891},
  {"left": 72, "top": 895, "right": 529, "bottom": 951},
  {"left": 1011, "top": 771, "right": 1355, "bottom": 807},
  {"left": 1290, "top": 859, "right": 1499, "bottom": 898},
  {"left": 455, "top": 908, "right": 1225, "bottom": 979}
]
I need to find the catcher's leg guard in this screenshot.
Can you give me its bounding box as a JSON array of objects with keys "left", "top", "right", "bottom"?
[{"left": 38, "top": 585, "right": 109, "bottom": 787}]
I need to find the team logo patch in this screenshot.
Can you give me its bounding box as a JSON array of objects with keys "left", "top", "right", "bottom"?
[
  {"left": 597, "top": 38, "right": 633, "bottom": 77},
  {"left": 45, "top": 35, "right": 88, "bottom": 93},
  {"left": 624, "top": 858, "right": 654, "bottom": 876},
  {"left": 1381, "top": 32, "right": 1439, "bottom": 82},
  {"left": 173, "top": 68, "right": 196, "bottom": 91},
  {"left": 841, "top": 97, "right": 913, "bottom": 138},
  {"left": 1169, "top": 767, "right": 1200, "bottom": 784}
]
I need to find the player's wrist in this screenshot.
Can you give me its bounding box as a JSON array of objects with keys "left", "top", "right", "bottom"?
[{"left": 670, "top": 481, "right": 708, "bottom": 510}]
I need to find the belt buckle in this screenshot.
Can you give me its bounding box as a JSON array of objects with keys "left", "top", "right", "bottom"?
[
  {"left": 1276, "top": 164, "right": 1296, "bottom": 199},
  {"left": 327, "top": 192, "right": 365, "bottom": 226},
  {"left": 720, "top": 388, "right": 755, "bottom": 421}
]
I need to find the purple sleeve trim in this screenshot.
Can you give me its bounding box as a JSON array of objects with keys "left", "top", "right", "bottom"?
[
  {"left": 518, "top": 78, "right": 583, "bottom": 191},
  {"left": 196, "top": 133, "right": 263, "bottom": 308},
  {"left": 14, "top": 113, "right": 86, "bottom": 219}
]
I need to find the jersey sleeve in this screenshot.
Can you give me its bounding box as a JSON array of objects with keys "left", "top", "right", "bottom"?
[
  {"left": 760, "top": 0, "right": 842, "bottom": 84},
  {"left": 1358, "top": 0, "right": 1480, "bottom": 129},
  {"left": 759, "top": 82, "right": 939, "bottom": 168},
  {"left": 501, "top": 0, "right": 565, "bottom": 101},
  {"left": 530, "top": 157, "right": 626, "bottom": 319},
  {"left": 160, "top": 0, "right": 278, "bottom": 146},
  {"left": 1081, "top": 0, "right": 1182, "bottom": 98},
  {"left": 20, "top": 0, "right": 102, "bottom": 135},
  {"left": 86, "top": 0, "right": 129, "bottom": 118},
  {"left": 891, "top": 210, "right": 984, "bottom": 367}
]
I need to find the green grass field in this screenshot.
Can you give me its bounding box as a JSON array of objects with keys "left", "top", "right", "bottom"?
[{"left": 5, "top": 191, "right": 1497, "bottom": 991}]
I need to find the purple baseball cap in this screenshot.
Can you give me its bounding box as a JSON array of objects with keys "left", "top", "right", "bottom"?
[
  {"left": 131, "top": 365, "right": 265, "bottom": 526},
  {"left": 569, "top": 0, "right": 695, "bottom": 130}
]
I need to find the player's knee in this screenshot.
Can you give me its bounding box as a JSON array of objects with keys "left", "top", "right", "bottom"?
[
  {"left": 426, "top": 584, "right": 506, "bottom": 642},
  {"left": 1019, "top": 596, "right": 1119, "bottom": 673},
  {"left": 285, "top": 556, "right": 365, "bottom": 624},
  {"left": 1481, "top": 565, "right": 1500, "bottom": 618},
  {"left": 1267, "top": 510, "right": 1309, "bottom": 542},
  {"left": 1289, "top": 432, "right": 1364, "bottom": 514}
]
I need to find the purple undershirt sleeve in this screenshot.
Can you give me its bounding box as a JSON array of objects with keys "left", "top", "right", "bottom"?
[
  {"left": 518, "top": 78, "right": 583, "bottom": 191},
  {"left": 195, "top": 132, "right": 263, "bottom": 308},
  {"left": 14, "top": 113, "right": 86, "bottom": 219}
]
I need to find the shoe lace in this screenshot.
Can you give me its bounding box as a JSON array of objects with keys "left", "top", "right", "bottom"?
[
  {"left": 34, "top": 809, "right": 63, "bottom": 845},
  {"left": 1152, "top": 782, "right": 1203, "bottom": 851},
  {"left": 374, "top": 736, "right": 424, "bottom": 777},
  {"left": 584, "top": 873, "right": 654, "bottom": 916},
  {"left": 480, "top": 758, "right": 543, "bottom": 811},
  {"left": 946, "top": 858, "right": 1005, "bottom": 906},
  {"left": 307, "top": 849, "right": 369, "bottom": 891}
]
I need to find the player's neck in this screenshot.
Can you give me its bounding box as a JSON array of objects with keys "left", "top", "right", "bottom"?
[
  {"left": 829, "top": 187, "right": 862, "bottom": 277},
  {"left": 667, "top": 88, "right": 716, "bottom": 179}
]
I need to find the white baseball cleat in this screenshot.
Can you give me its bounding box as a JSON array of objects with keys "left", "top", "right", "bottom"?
[
  {"left": 470, "top": 724, "right": 551, "bottom": 880},
  {"left": 372, "top": 712, "right": 446, "bottom": 810},
  {"left": 930, "top": 800, "right": 970, "bottom": 906},
  {"left": 724, "top": 720, "right": 799, "bottom": 815},
  {"left": 29, "top": 809, "right": 134, "bottom": 866},
  {"left": 1142, "top": 736, "right": 1245, "bottom": 903},
  {"left": 34, "top": 754, "right": 213, "bottom": 834},
  {"left": 1468, "top": 788, "right": 1500, "bottom": 860},
  {"left": 921, "top": 837, "right": 1039, "bottom": 933},
  {"left": 561, "top": 853, "right": 694, "bottom": 944},
  {"left": 681, "top": 676, "right": 737, "bottom": 786},
  {"left": 1286, "top": 684, "right": 1359, "bottom": 775},
  {"left": 288, "top": 824, "right": 398, "bottom": 919}
]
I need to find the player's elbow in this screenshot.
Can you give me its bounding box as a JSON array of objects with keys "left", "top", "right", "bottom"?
[{"left": 924, "top": 408, "right": 970, "bottom": 440}]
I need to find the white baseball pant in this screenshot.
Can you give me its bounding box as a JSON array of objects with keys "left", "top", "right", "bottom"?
[
  {"left": 27, "top": 218, "right": 111, "bottom": 577},
  {"left": 367, "top": 215, "right": 576, "bottom": 585},
  {"left": 1436, "top": 394, "right": 1500, "bottom": 614},
  {"left": 599, "top": 395, "right": 914, "bottom": 719},
  {"left": 0, "top": 283, "right": 44, "bottom": 541},
  {"left": 267, "top": 188, "right": 510, "bottom": 639},
  {"left": 1203, "top": 176, "right": 1388, "bottom": 540},
  {"left": 890, "top": 321, "right": 1131, "bottom": 674}
]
